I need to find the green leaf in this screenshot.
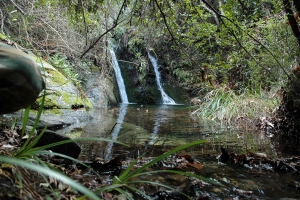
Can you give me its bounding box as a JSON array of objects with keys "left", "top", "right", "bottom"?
[{"left": 0, "top": 156, "right": 101, "bottom": 200}]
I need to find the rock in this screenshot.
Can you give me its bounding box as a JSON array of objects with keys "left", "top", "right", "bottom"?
[
  {"left": 84, "top": 73, "right": 117, "bottom": 108},
  {"left": 35, "top": 61, "right": 92, "bottom": 110},
  {"left": 34, "top": 130, "right": 81, "bottom": 159},
  {"left": 11, "top": 109, "right": 92, "bottom": 133}
]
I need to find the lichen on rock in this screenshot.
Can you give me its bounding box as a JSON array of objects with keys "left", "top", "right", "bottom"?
[{"left": 34, "top": 59, "right": 93, "bottom": 111}]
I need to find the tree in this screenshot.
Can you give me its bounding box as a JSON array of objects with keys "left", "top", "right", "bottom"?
[{"left": 283, "top": 0, "right": 300, "bottom": 50}]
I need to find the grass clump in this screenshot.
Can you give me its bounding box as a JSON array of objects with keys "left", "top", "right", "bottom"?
[{"left": 191, "top": 87, "right": 278, "bottom": 127}]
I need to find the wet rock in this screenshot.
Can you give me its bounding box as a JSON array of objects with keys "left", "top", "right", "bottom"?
[
  {"left": 219, "top": 147, "right": 229, "bottom": 163},
  {"left": 83, "top": 73, "right": 117, "bottom": 107},
  {"left": 11, "top": 109, "right": 92, "bottom": 133},
  {"left": 76, "top": 157, "right": 122, "bottom": 175},
  {"left": 34, "top": 130, "right": 81, "bottom": 159}
]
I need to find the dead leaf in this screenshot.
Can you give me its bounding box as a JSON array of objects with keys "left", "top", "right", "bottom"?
[
  {"left": 1, "top": 144, "right": 14, "bottom": 150},
  {"left": 186, "top": 162, "right": 203, "bottom": 170}
]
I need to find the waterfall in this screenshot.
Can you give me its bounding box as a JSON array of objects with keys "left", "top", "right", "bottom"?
[
  {"left": 148, "top": 52, "right": 176, "bottom": 104},
  {"left": 110, "top": 49, "right": 129, "bottom": 104}
]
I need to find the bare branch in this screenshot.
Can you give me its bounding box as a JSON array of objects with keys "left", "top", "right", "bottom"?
[
  {"left": 0, "top": 9, "right": 4, "bottom": 34},
  {"left": 79, "top": 0, "right": 88, "bottom": 45},
  {"left": 80, "top": 0, "right": 127, "bottom": 58},
  {"left": 8, "top": 0, "right": 24, "bottom": 14}
]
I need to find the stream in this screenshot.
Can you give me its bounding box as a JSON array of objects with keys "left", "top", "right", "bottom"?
[{"left": 72, "top": 104, "right": 300, "bottom": 199}]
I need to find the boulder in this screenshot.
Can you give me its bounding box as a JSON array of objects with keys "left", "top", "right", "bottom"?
[{"left": 34, "top": 130, "right": 81, "bottom": 159}]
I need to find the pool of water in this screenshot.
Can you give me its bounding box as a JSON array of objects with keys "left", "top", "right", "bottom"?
[{"left": 75, "top": 104, "right": 300, "bottom": 199}]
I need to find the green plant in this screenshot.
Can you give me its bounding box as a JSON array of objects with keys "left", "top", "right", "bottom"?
[
  {"left": 79, "top": 139, "right": 223, "bottom": 199},
  {"left": 192, "top": 87, "right": 277, "bottom": 128},
  {"left": 48, "top": 54, "right": 82, "bottom": 87},
  {"left": 0, "top": 156, "right": 102, "bottom": 200},
  {"left": 0, "top": 90, "right": 128, "bottom": 199},
  {"left": 192, "top": 87, "right": 235, "bottom": 120}
]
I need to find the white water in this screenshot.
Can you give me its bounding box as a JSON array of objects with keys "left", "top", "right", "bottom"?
[
  {"left": 110, "top": 49, "right": 129, "bottom": 104},
  {"left": 148, "top": 52, "right": 176, "bottom": 104}
]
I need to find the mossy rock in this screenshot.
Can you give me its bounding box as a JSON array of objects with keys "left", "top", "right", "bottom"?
[
  {"left": 33, "top": 59, "right": 93, "bottom": 110},
  {"left": 0, "top": 33, "right": 7, "bottom": 40}
]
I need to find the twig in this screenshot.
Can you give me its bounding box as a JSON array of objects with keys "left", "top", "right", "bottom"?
[
  {"left": 80, "top": 0, "right": 127, "bottom": 58},
  {"left": 37, "top": 17, "right": 72, "bottom": 53},
  {"left": 0, "top": 9, "right": 4, "bottom": 34},
  {"left": 202, "top": 0, "right": 290, "bottom": 79},
  {"left": 153, "top": 0, "right": 196, "bottom": 63},
  {"left": 79, "top": 0, "right": 88, "bottom": 46},
  {"left": 8, "top": 0, "right": 24, "bottom": 14}
]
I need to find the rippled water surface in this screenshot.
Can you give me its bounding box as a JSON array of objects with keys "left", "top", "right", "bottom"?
[{"left": 77, "top": 104, "right": 300, "bottom": 199}]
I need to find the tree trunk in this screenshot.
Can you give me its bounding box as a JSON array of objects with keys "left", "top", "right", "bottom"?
[{"left": 283, "top": 0, "right": 300, "bottom": 49}]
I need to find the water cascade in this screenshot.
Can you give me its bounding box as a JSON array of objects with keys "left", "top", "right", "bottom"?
[
  {"left": 110, "top": 49, "right": 129, "bottom": 104},
  {"left": 148, "top": 52, "right": 176, "bottom": 104}
]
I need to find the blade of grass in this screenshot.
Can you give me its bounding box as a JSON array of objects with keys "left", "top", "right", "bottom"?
[
  {"left": 119, "top": 140, "right": 207, "bottom": 183},
  {"left": 14, "top": 126, "right": 47, "bottom": 158},
  {"left": 14, "top": 137, "right": 128, "bottom": 158},
  {"left": 122, "top": 184, "right": 152, "bottom": 200},
  {"left": 0, "top": 156, "right": 101, "bottom": 200},
  {"left": 34, "top": 150, "right": 102, "bottom": 176},
  {"left": 20, "top": 106, "right": 31, "bottom": 138},
  {"left": 135, "top": 170, "right": 224, "bottom": 186},
  {"left": 126, "top": 180, "right": 190, "bottom": 198},
  {"left": 115, "top": 152, "right": 147, "bottom": 184},
  {"left": 113, "top": 188, "right": 134, "bottom": 200},
  {"left": 19, "top": 90, "right": 46, "bottom": 151},
  {"left": 76, "top": 184, "right": 126, "bottom": 200}
]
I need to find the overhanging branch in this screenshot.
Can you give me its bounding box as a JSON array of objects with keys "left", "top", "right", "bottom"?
[{"left": 80, "top": 0, "right": 127, "bottom": 58}]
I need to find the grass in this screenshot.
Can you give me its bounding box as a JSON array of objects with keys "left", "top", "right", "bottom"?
[
  {"left": 78, "top": 139, "right": 223, "bottom": 200},
  {"left": 0, "top": 91, "right": 222, "bottom": 199},
  {"left": 0, "top": 91, "right": 125, "bottom": 199},
  {"left": 0, "top": 156, "right": 102, "bottom": 200},
  {"left": 191, "top": 87, "right": 278, "bottom": 127}
]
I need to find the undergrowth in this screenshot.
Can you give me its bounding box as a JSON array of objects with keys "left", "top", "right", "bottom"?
[
  {"left": 191, "top": 87, "right": 279, "bottom": 127},
  {"left": 0, "top": 92, "right": 221, "bottom": 199},
  {"left": 48, "top": 54, "right": 82, "bottom": 87}
]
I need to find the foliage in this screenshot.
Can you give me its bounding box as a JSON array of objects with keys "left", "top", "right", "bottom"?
[
  {"left": 2, "top": 0, "right": 298, "bottom": 99},
  {"left": 192, "top": 87, "right": 235, "bottom": 120},
  {"left": 0, "top": 156, "right": 102, "bottom": 200},
  {"left": 77, "top": 139, "right": 223, "bottom": 199},
  {"left": 191, "top": 87, "right": 278, "bottom": 125},
  {"left": 0, "top": 90, "right": 216, "bottom": 199},
  {"left": 48, "top": 54, "right": 82, "bottom": 87}
]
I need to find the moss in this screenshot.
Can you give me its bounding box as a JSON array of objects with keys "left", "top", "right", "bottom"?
[
  {"left": 30, "top": 108, "right": 62, "bottom": 115},
  {"left": 66, "top": 129, "right": 83, "bottom": 138},
  {"left": 48, "top": 69, "right": 69, "bottom": 86},
  {"left": 43, "top": 109, "right": 62, "bottom": 115},
  {"left": 0, "top": 33, "right": 7, "bottom": 39},
  {"left": 90, "top": 65, "right": 100, "bottom": 73},
  {"left": 43, "top": 96, "right": 57, "bottom": 108}
]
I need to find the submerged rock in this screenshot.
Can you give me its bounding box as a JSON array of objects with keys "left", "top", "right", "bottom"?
[{"left": 34, "top": 130, "right": 81, "bottom": 159}]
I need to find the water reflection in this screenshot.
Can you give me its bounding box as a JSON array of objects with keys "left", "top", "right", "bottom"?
[
  {"left": 78, "top": 104, "right": 300, "bottom": 199},
  {"left": 145, "top": 105, "right": 175, "bottom": 149},
  {"left": 82, "top": 104, "right": 277, "bottom": 157},
  {"left": 105, "top": 103, "right": 128, "bottom": 161}
]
